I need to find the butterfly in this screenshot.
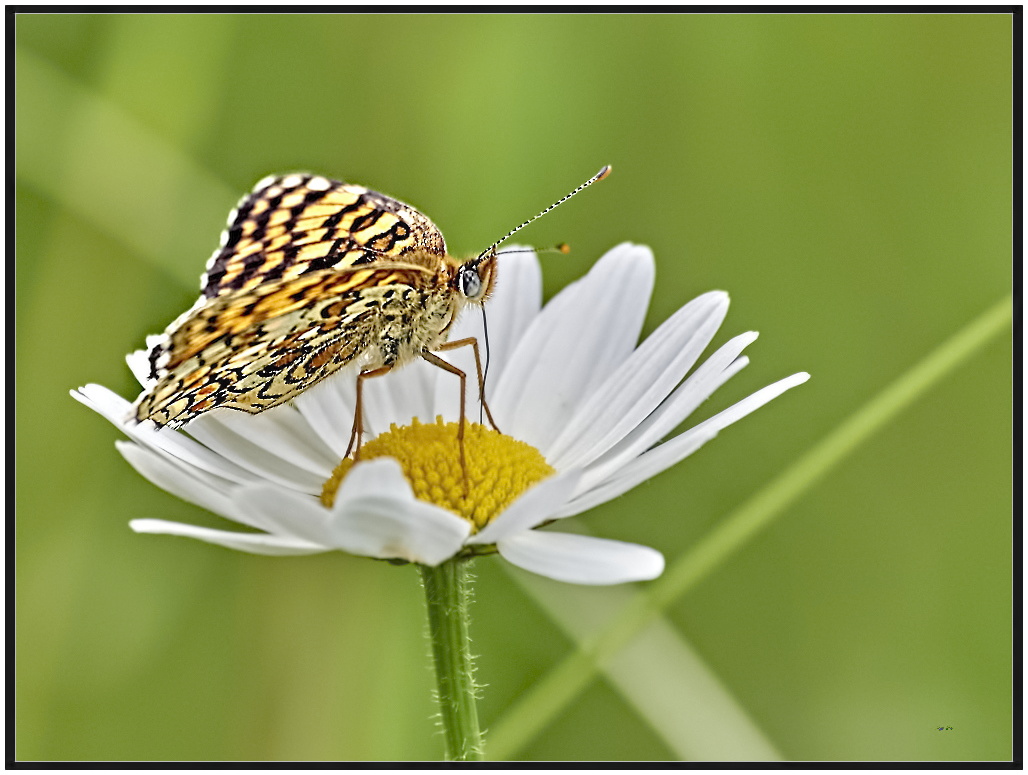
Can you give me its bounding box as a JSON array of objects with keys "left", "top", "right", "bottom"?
[{"left": 134, "top": 166, "right": 611, "bottom": 460}]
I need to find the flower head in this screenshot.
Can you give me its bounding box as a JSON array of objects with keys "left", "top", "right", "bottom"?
[{"left": 73, "top": 244, "right": 808, "bottom": 585}]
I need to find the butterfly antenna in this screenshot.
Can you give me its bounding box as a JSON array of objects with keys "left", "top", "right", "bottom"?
[
  {"left": 477, "top": 165, "right": 611, "bottom": 260},
  {"left": 496, "top": 243, "right": 572, "bottom": 257}
]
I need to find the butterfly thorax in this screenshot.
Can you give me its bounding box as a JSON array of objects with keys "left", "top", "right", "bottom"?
[{"left": 365, "top": 253, "right": 465, "bottom": 369}]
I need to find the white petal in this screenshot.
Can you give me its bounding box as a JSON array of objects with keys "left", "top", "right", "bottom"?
[
  {"left": 490, "top": 244, "right": 655, "bottom": 451},
  {"left": 558, "top": 372, "right": 810, "bottom": 518},
  {"left": 237, "top": 459, "right": 470, "bottom": 565},
  {"left": 369, "top": 356, "right": 441, "bottom": 428},
  {"left": 331, "top": 460, "right": 470, "bottom": 565},
  {"left": 547, "top": 291, "right": 729, "bottom": 470},
  {"left": 185, "top": 414, "right": 326, "bottom": 495},
  {"left": 293, "top": 370, "right": 358, "bottom": 458},
  {"left": 576, "top": 333, "right": 759, "bottom": 491},
  {"left": 553, "top": 426, "right": 719, "bottom": 518},
  {"left": 71, "top": 384, "right": 257, "bottom": 485},
  {"left": 467, "top": 470, "right": 582, "bottom": 545},
  {"left": 233, "top": 483, "right": 341, "bottom": 546},
  {"left": 498, "top": 530, "right": 665, "bottom": 585},
  {"left": 125, "top": 349, "right": 152, "bottom": 387},
  {"left": 683, "top": 371, "right": 811, "bottom": 439},
  {"left": 129, "top": 519, "right": 327, "bottom": 556},
  {"left": 116, "top": 441, "right": 246, "bottom": 524},
  {"left": 198, "top": 404, "right": 338, "bottom": 476}
]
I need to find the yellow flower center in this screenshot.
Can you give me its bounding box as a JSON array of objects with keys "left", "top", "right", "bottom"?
[{"left": 321, "top": 417, "right": 555, "bottom": 531}]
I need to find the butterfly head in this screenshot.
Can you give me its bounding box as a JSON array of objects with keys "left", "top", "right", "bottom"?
[{"left": 456, "top": 252, "right": 497, "bottom": 305}]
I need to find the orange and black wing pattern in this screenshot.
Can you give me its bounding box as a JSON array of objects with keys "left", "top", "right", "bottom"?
[
  {"left": 135, "top": 173, "right": 449, "bottom": 429},
  {"left": 201, "top": 173, "right": 447, "bottom": 299},
  {"left": 135, "top": 266, "right": 433, "bottom": 428}
]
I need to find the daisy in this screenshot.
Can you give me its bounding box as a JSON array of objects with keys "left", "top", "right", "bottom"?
[{"left": 72, "top": 243, "right": 809, "bottom": 586}]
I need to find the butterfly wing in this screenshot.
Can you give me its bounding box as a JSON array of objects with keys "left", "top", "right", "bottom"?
[
  {"left": 201, "top": 173, "right": 447, "bottom": 299},
  {"left": 136, "top": 172, "right": 454, "bottom": 428},
  {"left": 136, "top": 266, "right": 433, "bottom": 428}
]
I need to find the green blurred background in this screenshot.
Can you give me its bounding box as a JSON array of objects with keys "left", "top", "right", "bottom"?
[{"left": 15, "top": 13, "right": 1012, "bottom": 762}]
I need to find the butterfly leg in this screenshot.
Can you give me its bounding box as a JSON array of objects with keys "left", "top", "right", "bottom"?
[
  {"left": 420, "top": 350, "right": 469, "bottom": 491},
  {"left": 345, "top": 365, "right": 393, "bottom": 460},
  {"left": 435, "top": 337, "right": 501, "bottom": 433}
]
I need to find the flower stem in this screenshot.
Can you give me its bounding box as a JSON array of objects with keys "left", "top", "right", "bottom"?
[{"left": 419, "top": 559, "right": 483, "bottom": 761}]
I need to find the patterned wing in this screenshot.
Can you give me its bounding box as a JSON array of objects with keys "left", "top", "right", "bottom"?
[
  {"left": 201, "top": 173, "right": 447, "bottom": 299},
  {"left": 135, "top": 266, "right": 431, "bottom": 428}
]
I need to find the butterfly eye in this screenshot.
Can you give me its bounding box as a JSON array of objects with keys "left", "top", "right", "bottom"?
[{"left": 459, "top": 265, "right": 484, "bottom": 300}]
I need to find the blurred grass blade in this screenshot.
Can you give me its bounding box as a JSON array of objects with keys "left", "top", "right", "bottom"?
[
  {"left": 99, "top": 15, "right": 236, "bottom": 151},
  {"left": 503, "top": 569, "right": 782, "bottom": 761},
  {"left": 487, "top": 294, "right": 1013, "bottom": 760},
  {"left": 15, "top": 47, "right": 236, "bottom": 289}
]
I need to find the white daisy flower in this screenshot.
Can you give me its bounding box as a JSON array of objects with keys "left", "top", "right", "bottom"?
[{"left": 72, "top": 243, "right": 809, "bottom": 586}]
